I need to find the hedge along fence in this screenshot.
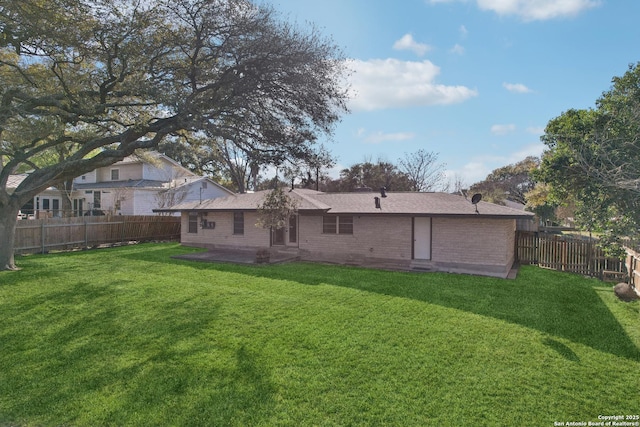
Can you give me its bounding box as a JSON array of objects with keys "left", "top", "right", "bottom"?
[
  {"left": 14, "top": 215, "right": 181, "bottom": 255},
  {"left": 515, "top": 231, "right": 628, "bottom": 281}
]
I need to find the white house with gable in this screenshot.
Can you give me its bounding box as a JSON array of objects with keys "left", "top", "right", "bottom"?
[{"left": 12, "top": 152, "right": 234, "bottom": 218}]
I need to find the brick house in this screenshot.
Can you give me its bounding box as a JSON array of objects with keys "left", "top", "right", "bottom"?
[{"left": 163, "top": 188, "right": 534, "bottom": 278}]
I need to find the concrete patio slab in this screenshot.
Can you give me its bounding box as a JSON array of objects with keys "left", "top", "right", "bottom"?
[{"left": 171, "top": 248, "right": 299, "bottom": 265}]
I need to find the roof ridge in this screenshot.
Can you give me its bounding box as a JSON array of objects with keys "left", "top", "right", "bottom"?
[{"left": 291, "top": 189, "right": 331, "bottom": 211}]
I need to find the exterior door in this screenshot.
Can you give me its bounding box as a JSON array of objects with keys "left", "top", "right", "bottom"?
[
  {"left": 273, "top": 227, "right": 286, "bottom": 245},
  {"left": 288, "top": 215, "right": 297, "bottom": 243},
  {"left": 413, "top": 217, "right": 431, "bottom": 260}
]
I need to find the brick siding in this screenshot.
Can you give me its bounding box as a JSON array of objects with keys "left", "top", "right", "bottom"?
[
  {"left": 432, "top": 217, "right": 515, "bottom": 275},
  {"left": 179, "top": 210, "right": 517, "bottom": 277},
  {"left": 180, "top": 211, "right": 270, "bottom": 250},
  {"left": 298, "top": 214, "right": 412, "bottom": 263}
]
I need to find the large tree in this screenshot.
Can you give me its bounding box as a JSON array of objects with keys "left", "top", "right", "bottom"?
[
  {"left": 0, "top": 0, "right": 349, "bottom": 270},
  {"left": 469, "top": 156, "right": 539, "bottom": 205},
  {"left": 398, "top": 149, "right": 446, "bottom": 192},
  {"left": 536, "top": 63, "right": 640, "bottom": 247},
  {"left": 325, "top": 159, "right": 413, "bottom": 192}
]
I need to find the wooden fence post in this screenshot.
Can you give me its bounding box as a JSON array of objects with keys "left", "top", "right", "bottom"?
[
  {"left": 41, "top": 221, "right": 45, "bottom": 254},
  {"left": 515, "top": 230, "right": 626, "bottom": 279},
  {"left": 14, "top": 215, "right": 180, "bottom": 255}
]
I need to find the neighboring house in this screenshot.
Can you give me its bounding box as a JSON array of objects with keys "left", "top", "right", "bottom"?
[
  {"left": 9, "top": 152, "right": 233, "bottom": 218},
  {"left": 161, "top": 188, "right": 535, "bottom": 278},
  {"left": 8, "top": 174, "right": 62, "bottom": 219}
]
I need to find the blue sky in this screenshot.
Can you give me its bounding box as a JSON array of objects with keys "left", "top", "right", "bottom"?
[{"left": 271, "top": 0, "right": 640, "bottom": 187}]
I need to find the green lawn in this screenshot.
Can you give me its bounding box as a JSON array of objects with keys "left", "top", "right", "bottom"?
[{"left": 1, "top": 243, "right": 639, "bottom": 426}]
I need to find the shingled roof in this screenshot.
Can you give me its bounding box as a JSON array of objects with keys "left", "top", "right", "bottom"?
[{"left": 161, "top": 188, "right": 534, "bottom": 218}]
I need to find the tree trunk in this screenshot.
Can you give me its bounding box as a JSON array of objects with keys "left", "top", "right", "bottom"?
[
  {"left": 59, "top": 178, "right": 74, "bottom": 218},
  {"left": 0, "top": 202, "right": 20, "bottom": 270}
]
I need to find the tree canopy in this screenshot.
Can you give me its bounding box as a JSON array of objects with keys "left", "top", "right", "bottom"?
[
  {"left": 323, "top": 150, "right": 446, "bottom": 193},
  {"left": 325, "top": 160, "right": 412, "bottom": 192},
  {"left": 469, "top": 156, "right": 539, "bottom": 205},
  {"left": 536, "top": 62, "right": 640, "bottom": 248},
  {"left": 0, "top": 0, "right": 350, "bottom": 269},
  {"left": 398, "top": 149, "right": 446, "bottom": 192},
  {"left": 256, "top": 186, "right": 298, "bottom": 230}
]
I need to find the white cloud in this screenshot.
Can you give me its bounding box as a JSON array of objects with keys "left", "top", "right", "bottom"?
[
  {"left": 459, "top": 25, "right": 469, "bottom": 38},
  {"left": 513, "top": 142, "right": 545, "bottom": 159},
  {"left": 428, "top": 0, "right": 600, "bottom": 21},
  {"left": 450, "top": 44, "right": 465, "bottom": 55},
  {"left": 358, "top": 130, "right": 416, "bottom": 144},
  {"left": 346, "top": 58, "right": 478, "bottom": 111},
  {"left": 503, "top": 82, "right": 533, "bottom": 93},
  {"left": 393, "top": 34, "right": 432, "bottom": 56},
  {"left": 448, "top": 142, "right": 545, "bottom": 185},
  {"left": 526, "top": 126, "right": 545, "bottom": 135},
  {"left": 491, "top": 124, "right": 517, "bottom": 135},
  {"left": 457, "top": 161, "right": 492, "bottom": 186},
  {"left": 326, "top": 162, "right": 345, "bottom": 179}
]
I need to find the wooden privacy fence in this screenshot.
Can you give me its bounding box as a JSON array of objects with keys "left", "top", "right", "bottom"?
[
  {"left": 14, "top": 215, "right": 181, "bottom": 255},
  {"left": 625, "top": 247, "right": 640, "bottom": 288},
  {"left": 516, "top": 231, "right": 627, "bottom": 280}
]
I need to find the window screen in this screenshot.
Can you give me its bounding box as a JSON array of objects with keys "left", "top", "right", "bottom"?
[
  {"left": 338, "top": 216, "right": 353, "bottom": 234},
  {"left": 188, "top": 212, "right": 198, "bottom": 234},
  {"left": 322, "top": 216, "right": 337, "bottom": 234},
  {"left": 233, "top": 212, "right": 244, "bottom": 235}
]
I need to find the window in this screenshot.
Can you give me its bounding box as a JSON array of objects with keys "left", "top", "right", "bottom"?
[
  {"left": 323, "top": 215, "right": 353, "bottom": 235},
  {"left": 111, "top": 169, "right": 119, "bottom": 180},
  {"left": 93, "top": 191, "right": 101, "bottom": 208},
  {"left": 323, "top": 216, "right": 337, "bottom": 234},
  {"left": 289, "top": 215, "right": 297, "bottom": 243},
  {"left": 73, "top": 199, "right": 84, "bottom": 216},
  {"left": 188, "top": 212, "right": 198, "bottom": 233},
  {"left": 233, "top": 212, "right": 244, "bottom": 235},
  {"left": 338, "top": 216, "right": 353, "bottom": 234}
]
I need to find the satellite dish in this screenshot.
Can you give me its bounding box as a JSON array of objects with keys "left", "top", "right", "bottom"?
[{"left": 471, "top": 193, "right": 482, "bottom": 214}]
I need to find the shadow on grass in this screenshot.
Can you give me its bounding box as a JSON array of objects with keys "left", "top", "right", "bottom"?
[
  {"left": 0, "top": 278, "right": 277, "bottom": 426},
  {"left": 542, "top": 337, "right": 581, "bottom": 362},
  {"left": 138, "top": 248, "right": 640, "bottom": 361},
  {"left": 52, "top": 244, "right": 639, "bottom": 362}
]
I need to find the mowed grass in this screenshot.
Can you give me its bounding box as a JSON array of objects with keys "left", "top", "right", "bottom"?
[{"left": 1, "top": 243, "right": 639, "bottom": 426}]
